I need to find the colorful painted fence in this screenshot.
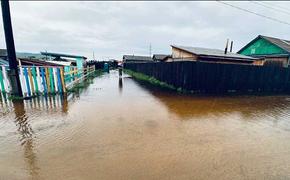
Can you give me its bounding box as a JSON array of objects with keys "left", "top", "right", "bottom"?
[
  {"left": 18, "top": 66, "right": 66, "bottom": 97},
  {"left": 0, "top": 65, "right": 95, "bottom": 98},
  {"left": 64, "top": 65, "right": 95, "bottom": 89}
]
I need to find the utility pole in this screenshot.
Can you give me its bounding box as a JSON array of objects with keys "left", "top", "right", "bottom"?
[{"left": 1, "top": 0, "right": 22, "bottom": 96}]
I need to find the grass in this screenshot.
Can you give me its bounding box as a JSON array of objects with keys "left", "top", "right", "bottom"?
[{"left": 124, "top": 69, "right": 177, "bottom": 91}]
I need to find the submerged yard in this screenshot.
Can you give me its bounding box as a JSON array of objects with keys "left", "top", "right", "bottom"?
[{"left": 1, "top": 70, "right": 290, "bottom": 179}]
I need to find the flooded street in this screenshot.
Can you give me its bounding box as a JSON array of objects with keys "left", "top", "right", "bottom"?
[{"left": 1, "top": 70, "right": 290, "bottom": 179}]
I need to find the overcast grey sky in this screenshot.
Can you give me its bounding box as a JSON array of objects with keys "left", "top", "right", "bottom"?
[{"left": 1, "top": 1, "right": 290, "bottom": 60}]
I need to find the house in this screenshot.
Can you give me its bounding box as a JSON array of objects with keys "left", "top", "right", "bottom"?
[
  {"left": 123, "top": 55, "right": 153, "bottom": 63},
  {"left": 0, "top": 49, "right": 77, "bottom": 67},
  {"left": 170, "top": 45, "right": 256, "bottom": 65},
  {"left": 40, "top": 52, "right": 87, "bottom": 68},
  {"left": 238, "top": 35, "right": 290, "bottom": 67},
  {"left": 0, "top": 49, "right": 7, "bottom": 59},
  {"left": 152, "top": 54, "right": 171, "bottom": 62}
]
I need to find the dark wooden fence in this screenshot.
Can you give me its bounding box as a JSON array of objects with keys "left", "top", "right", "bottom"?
[{"left": 124, "top": 61, "right": 290, "bottom": 93}]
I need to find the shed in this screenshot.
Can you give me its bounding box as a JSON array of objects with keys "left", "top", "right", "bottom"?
[
  {"left": 238, "top": 35, "right": 290, "bottom": 67},
  {"left": 152, "top": 54, "right": 171, "bottom": 62},
  {"left": 41, "top": 51, "right": 87, "bottom": 70},
  {"left": 171, "top": 45, "right": 256, "bottom": 65}
]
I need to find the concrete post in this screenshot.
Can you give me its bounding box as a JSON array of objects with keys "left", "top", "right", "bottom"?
[{"left": 1, "top": 0, "right": 22, "bottom": 96}]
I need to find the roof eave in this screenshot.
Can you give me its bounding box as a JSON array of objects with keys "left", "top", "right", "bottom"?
[{"left": 198, "top": 55, "right": 256, "bottom": 61}]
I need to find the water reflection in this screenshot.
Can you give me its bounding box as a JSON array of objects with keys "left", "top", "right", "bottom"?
[
  {"left": 2, "top": 71, "right": 290, "bottom": 179},
  {"left": 0, "top": 91, "right": 85, "bottom": 179},
  {"left": 118, "top": 78, "right": 123, "bottom": 94},
  {"left": 135, "top": 82, "right": 290, "bottom": 121},
  {"left": 13, "top": 100, "right": 40, "bottom": 179},
  {"left": 61, "top": 95, "right": 68, "bottom": 114},
  {"left": 13, "top": 101, "right": 33, "bottom": 145},
  {"left": 0, "top": 93, "right": 79, "bottom": 115}
]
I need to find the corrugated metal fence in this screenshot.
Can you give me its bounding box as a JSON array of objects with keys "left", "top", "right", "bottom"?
[
  {"left": 0, "top": 65, "right": 95, "bottom": 97},
  {"left": 124, "top": 61, "right": 290, "bottom": 93}
]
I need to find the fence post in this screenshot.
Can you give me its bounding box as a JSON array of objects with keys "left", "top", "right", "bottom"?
[
  {"left": 45, "top": 67, "right": 50, "bottom": 94},
  {"left": 53, "top": 68, "right": 58, "bottom": 93},
  {"left": 32, "top": 67, "right": 39, "bottom": 94},
  {"left": 56, "top": 68, "right": 63, "bottom": 93},
  {"left": 28, "top": 67, "right": 34, "bottom": 95},
  {"left": 0, "top": 67, "right": 5, "bottom": 92},
  {"left": 41, "top": 68, "right": 47, "bottom": 94},
  {"left": 19, "top": 66, "right": 26, "bottom": 97},
  {"left": 60, "top": 67, "right": 66, "bottom": 93},
  {"left": 2, "top": 66, "right": 10, "bottom": 92},
  {"left": 23, "top": 67, "right": 31, "bottom": 97}
]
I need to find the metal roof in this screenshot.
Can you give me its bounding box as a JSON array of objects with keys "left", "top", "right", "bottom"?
[
  {"left": 19, "top": 58, "right": 63, "bottom": 66},
  {"left": 171, "top": 45, "right": 256, "bottom": 60},
  {"left": 257, "top": 35, "right": 290, "bottom": 53},
  {"left": 46, "top": 60, "right": 72, "bottom": 66},
  {"left": 238, "top": 35, "right": 290, "bottom": 54},
  {"left": 152, "top": 54, "right": 170, "bottom": 60},
  {"left": 0, "top": 58, "right": 8, "bottom": 66},
  {"left": 123, "top": 55, "right": 153, "bottom": 61},
  {"left": 41, "top": 52, "right": 87, "bottom": 59},
  {"left": 0, "top": 49, "right": 7, "bottom": 57}
]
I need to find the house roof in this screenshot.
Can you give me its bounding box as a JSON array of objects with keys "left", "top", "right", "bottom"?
[
  {"left": 123, "top": 55, "right": 153, "bottom": 61},
  {"left": 171, "top": 45, "right": 256, "bottom": 60},
  {"left": 0, "top": 49, "right": 7, "bottom": 57},
  {"left": 0, "top": 49, "right": 49, "bottom": 60},
  {"left": 0, "top": 58, "right": 63, "bottom": 67},
  {"left": 152, "top": 54, "right": 170, "bottom": 60},
  {"left": 41, "top": 52, "right": 87, "bottom": 59},
  {"left": 46, "top": 60, "right": 72, "bottom": 66},
  {"left": 238, "top": 35, "right": 290, "bottom": 54},
  {"left": 0, "top": 58, "right": 8, "bottom": 66},
  {"left": 19, "top": 58, "right": 63, "bottom": 66}
]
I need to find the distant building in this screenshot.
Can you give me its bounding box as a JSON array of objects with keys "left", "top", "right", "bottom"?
[
  {"left": 170, "top": 45, "right": 256, "bottom": 65},
  {"left": 152, "top": 54, "right": 171, "bottom": 62},
  {"left": 123, "top": 55, "right": 153, "bottom": 63},
  {"left": 0, "top": 49, "right": 61, "bottom": 66},
  {"left": 40, "top": 51, "right": 87, "bottom": 68},
  {"left": 238, "top": 35, "right": 290, "bottom": 67},
  {"left": 0, "top": 49, "right": 86, "bottom": 67}
]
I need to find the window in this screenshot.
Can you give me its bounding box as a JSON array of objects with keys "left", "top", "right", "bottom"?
[{"left": 251, "top": 48, "right": 256, "bottom": 54}]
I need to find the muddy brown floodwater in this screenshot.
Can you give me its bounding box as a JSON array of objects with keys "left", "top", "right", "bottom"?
[{"left": 1, "top": 70, "right": 290, "bottom": 180}]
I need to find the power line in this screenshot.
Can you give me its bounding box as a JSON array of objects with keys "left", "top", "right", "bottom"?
[
  {"left": 249, "top": 1, "right": 290, "bottom": 17},
  {"left": 217, "top": 1, "right": 290, "bottom": 26},
  {"left": 261, "top": 1, "right": 290, "bottom": 12}
]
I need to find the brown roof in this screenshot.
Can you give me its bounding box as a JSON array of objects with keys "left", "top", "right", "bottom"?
[{"left": 172, "top": 45, "right": 256, "bottom": 61}]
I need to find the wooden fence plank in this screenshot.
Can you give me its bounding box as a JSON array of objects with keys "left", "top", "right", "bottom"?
[{"left": 124, "top": 61, "right": 290, "bottom": 94}]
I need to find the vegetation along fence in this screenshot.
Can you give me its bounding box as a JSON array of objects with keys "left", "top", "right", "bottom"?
[
  {"left": 0, "top": 65, "right": 95, "bottom": 98},
  {"left": 124, "top": 61, "right": 290, "bottom": 94}
]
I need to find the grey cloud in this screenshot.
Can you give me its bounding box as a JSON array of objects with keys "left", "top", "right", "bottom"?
[{"left": 0, "top": 1, "right": 290, "bottom": 60}]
